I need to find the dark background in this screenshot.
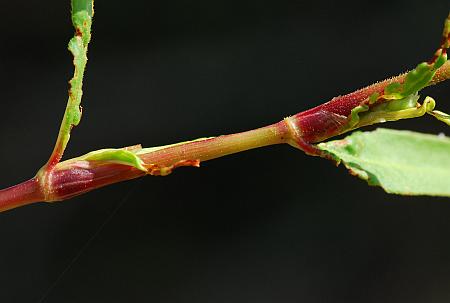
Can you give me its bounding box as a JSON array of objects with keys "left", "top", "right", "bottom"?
[{"left": 1, "top": 0, "right": 450, "bottom": 302}]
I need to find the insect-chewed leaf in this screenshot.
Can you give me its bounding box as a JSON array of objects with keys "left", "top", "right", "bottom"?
[
  {"left": 379, "top": 13, "right": 449, "bottom": 102},
  {"left": 43, "top": 1, "right": 94, "bottom": 168},
  {"left": 382, "top": 61, "right": 442, "bottom": 101},
  {"left": 402, "top": 62, "right": 436, "bottom": 95},
  {"left": 72, "top": 0, "right": 94, "bottom": 18},
  {"left": 318, "top": 128, "right": 450, "bottom": 197}
]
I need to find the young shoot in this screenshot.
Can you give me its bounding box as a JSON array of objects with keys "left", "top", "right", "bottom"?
[{"left": 0, "top": 2, "right": 449, "bottom": 212}]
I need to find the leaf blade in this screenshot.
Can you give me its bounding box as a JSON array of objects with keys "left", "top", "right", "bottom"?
[{"left": 318, "top": 128, "right": 450, "bottom": 197}]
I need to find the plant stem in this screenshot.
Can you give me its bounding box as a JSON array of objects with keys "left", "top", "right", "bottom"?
[
  {"left": 0, "top": 178, "right": 44, "bottom": 212},
  {"left": 431, "top": 60, "right": 450, "bottom": 84},
  {"left": 138, "top": 122, "right": 290, "bottom": 167},
  {"left": 1, "top": 61, "right": 449, "bottom": 211},
  {"left": 41, "top": 122, "right": 292, "bottom": 202}
]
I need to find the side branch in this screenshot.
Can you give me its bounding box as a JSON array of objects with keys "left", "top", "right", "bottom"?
[{"left": 43, "top": 0, "right": 93, "bottom": 170}]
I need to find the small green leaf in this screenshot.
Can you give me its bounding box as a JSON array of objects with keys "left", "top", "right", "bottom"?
[
  {"left": 384, "top": 82, "right": 402, "bottom": 95},
  {"left": 43, "top": 0, "right": 94, "bottom": 169},
  {"left": 318, "top": 128, "right": 450, "bottom": 197},
  {"left": 429, "top": 110, "right": 450, "bottom": 126},
  {"left": 347, "top": 105, "right": 369, "bottom": 128},
  {"left": 349, "top": 95, "right": 432, "bottom": 130},
  {"left": 78, "top": 149, "right": 147, "bottom": 172},
  {"left": 368, "top": 92, "right": 379, "bottom": 104},
  {"left": 379, "top": 13, "right": 449, "bottom": 102},
  {"left": 385, "top": 94, "right": 418, "bottom": 111},
  {"left": 72, "top": 0, "right": 94, "bottom": 18},
  {"left": 382, "top": 62, "right": 438, "bottom": 101},
  {"left": 402, "top": 62, "right": 436, "bottom": 95}
]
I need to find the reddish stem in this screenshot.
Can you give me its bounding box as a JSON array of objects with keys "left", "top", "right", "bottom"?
[
  {"left": 0, "top": 178, "right": 44, "bottom": 212},
  {"left": 1, "top": 62, "right": 449, "bottom": 212},
  {"left": 49, "top": 163, "right": 145, "bottom": 201},
  {"left": 138, "top": 122, "right": 290, "bottom": 167},
  {"left": 292, "top": 61, "right": 450, "bottom": 144},
  {"left": 45, "top": 122, "right": 290, "bottom": 201}
]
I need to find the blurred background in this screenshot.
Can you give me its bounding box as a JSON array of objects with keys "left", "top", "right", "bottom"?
[{"left": 1, "top": 0, "right": 450, "bottom": 302}]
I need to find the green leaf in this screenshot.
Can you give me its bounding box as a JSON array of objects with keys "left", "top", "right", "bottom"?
[
  {"left": 384, "top": 82, "right": 402, "bottom": 95},
  {"left": 429, "top": 110, "right": 450, "bottom": 126},
  {"left": 76, "top": 149, "right": 147, "bottom": 172},
  {"left": 65, "top": 6, "right": 92, "bottom": 129},
  {"left": 378, "top": 13, "right": 449, "bottom": 102},
  {"left": 318, "top": 128, "right": 450, "bottom": 197},
  {"left": 382, "top": 61, "right": 442, "bottom": 101},
  {"left": 72, "top": 0, "right": 94, "bottom": 18},
  {"left": 44, "top": 1, "right": 93, "bottom": 167},
  {"left": 349, "top": 95, "right": 433, "bottom": 131}
]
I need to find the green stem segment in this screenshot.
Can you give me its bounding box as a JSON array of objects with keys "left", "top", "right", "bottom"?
[{"left": 138, "top": 122, "right": 290, "bottom": 167}]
